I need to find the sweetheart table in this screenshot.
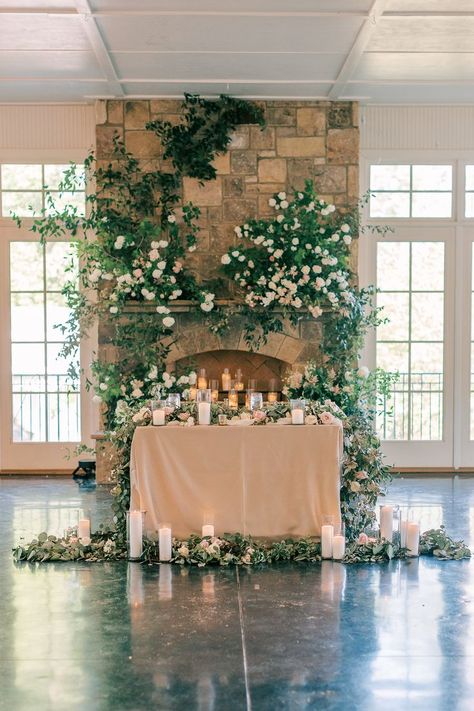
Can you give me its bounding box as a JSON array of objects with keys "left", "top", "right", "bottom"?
[{"left": 130, "top": 424, "right": 343, "bottom": 539}]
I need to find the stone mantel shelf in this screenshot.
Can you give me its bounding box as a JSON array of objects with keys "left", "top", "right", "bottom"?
[{"left": 122, "top": 299, "right": 324, "bottom": 315}]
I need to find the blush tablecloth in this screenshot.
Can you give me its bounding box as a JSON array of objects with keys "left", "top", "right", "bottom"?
[{"left": 130, "top": 424, "right": 343, "bottom": 538}]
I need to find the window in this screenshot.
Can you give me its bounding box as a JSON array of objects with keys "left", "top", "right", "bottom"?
[
  {"left": 465, "top": 166, "right": 474, "bottom": 217},
  {"left": 0, "top": 163, "right": 85, "bottom": 218},
  {"left": 10, "top": 241, "right": 80, "bottom": 442},
  {"left": 369, "top": 164, "right": 452, "bottom": 218},
  {"left": 376, "top": 241, "right": 445, "bottom": 441}
]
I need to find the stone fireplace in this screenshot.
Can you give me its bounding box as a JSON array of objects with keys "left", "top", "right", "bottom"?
[{"left": 94, "top": 97, "right": 359, "bottom": 481}]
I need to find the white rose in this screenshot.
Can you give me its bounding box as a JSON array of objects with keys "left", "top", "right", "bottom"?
[
  {"left": 301, "top": 265, "right": 310, "bottom": 275},
  {"left": 162, "top": 316, "right": 175, "bottom": 328},
  {"left": 358, "top": 366, "right": 370, "bottom": 379},
  {"left": 109, "top": 306, "right": 118, "bottom": 314},
  {"left": 114, "top": 235, "right": 125, "bottom": 249},
  {"left": 158, "top": 240, "right": 168, "bottom": 249},
  {"left": 99, "top": 382, "right": 107, "bottom": 391},
  {"left": 167, "top": 214, "right": 176, "bottom": 223},
  {"left": 269, "top": 198, "right": 277, "bottom": 207},
  {"left": 305, "top": 414, "right": 318, "bottom": 425},
  {"left": 149, "top": 249, "right": 160, "bottom": 261},
  {"left": 343, "top": 235, "right": 352, "bottom": 245},
  {"left": 201, "top": 302, "right": 214, "bottom": 312},
  {"left": 156, "top": 305, "right": 170, "bottom": 314},
  {"left": 152, "top": 269, "right": 162, "bottom": 280},
  {"left": 278, "top": 191, "right": 286, "bottom": 200},
  {"left": 280, "top": 200, "right": 289, "bottom": 209},
  {"left": 276, "top": 215, "right": 284, "bottom": 223},
  {"left": 350, "top": 481, "right": 361, "bottom": 493},
  {"left": 341, "top": 223, "right": 350, "bottom": 233},
  {"left": 157, "top": 261, "right": 166, "bottom": 270}
]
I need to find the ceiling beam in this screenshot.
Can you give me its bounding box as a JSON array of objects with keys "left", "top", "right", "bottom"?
[
  {"left": 73, "top": 0, "right": 123, "bottom": 97},
  {"left": 328, "top": 0, "right": 389, "bottom": 101}
]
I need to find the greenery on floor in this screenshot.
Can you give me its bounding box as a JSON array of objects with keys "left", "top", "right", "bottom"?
[{"left": 13, "top": 526, "right": 470, "bottom": 565}]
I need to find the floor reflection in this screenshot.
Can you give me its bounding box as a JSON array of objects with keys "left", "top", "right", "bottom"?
[{"left": 1, "top": 476, "right": 474, "bottom": 710}]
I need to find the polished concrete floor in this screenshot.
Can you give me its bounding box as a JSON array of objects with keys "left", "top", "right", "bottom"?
[{"left": 0, "top": 476, "right": 473, "bottom": 711}]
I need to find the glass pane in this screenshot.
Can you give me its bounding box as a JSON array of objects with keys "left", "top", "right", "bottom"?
[
  {"left": 44, "top": 164, "right": 85, "bottom": 191},
  {"left": 466, "top": 166, "right": 474, "bottom": 191},
  {"left": 412, "top": 165, "right": 452, "bottom": 191},
  {"left": 377, "top": 242, "right": 409, "bottom": 291},
  {"left": 47, "top": 393, "right": 80, "bottom": 442},
  {"left": 377, "top": 342, "right": 409, "bottom": 373},
  {"left": 46, "top": 293, "right": 71, "bottom": 340},
  {"left": 1, "top": 164, "right": 42, "bottom": 190},
  {"left": 12, "top": 392, "right": 46, "bottom": 442},
  {"left": 11, "top": 343, "right": 45, "bottom": 375},
  {"left": 466, "top": 192, "right": 474, "bottom": 218},
  {"left": 370, "top": 165, "right": 410, "bottom": 191},
  {"left": 411, "top": 242, "right": 445, "bottom": 291},
  {"left": 410, "top": 372, "right": 443, "bottom": 441},
  {"left": 377, "top": 373, "right": 409, "bottom": 441},
  {"left": 12, "top": 374, "right": 45, "bottom": 392},
  {"left": 10, "top": 242, "right": 44, "bottom": 290},
  {"left": 411, "top": 293, "right": 444, "bottom": 341},
  {"left": 45, "top": 242, "right": 77, "bottom": 290},
  {"left": 45, "top": 191, "right": 85, "bottom": 216},
  {"left": 411, "top": 342, "right": 443, "bottom": 373},
  {"left": 11, "top": 292, "right": 45, "bottom": 342},
  {"left": 412, "top": 192, "right": 452, "bottom": 218},
  {"left": 2, "top": 191, "right": 42, "bottom": 217},
  {"left": 47, "top": 344, "right": 77, "bottom": 376},
  {"left": 377, "top": 292, "right": 409, "bottom": 341},
  {"left": 47, "top": 374, "right": 78, "bottom": 392},
  {"left": 370, "top": 192, "right": 410, "bottom": 218}
]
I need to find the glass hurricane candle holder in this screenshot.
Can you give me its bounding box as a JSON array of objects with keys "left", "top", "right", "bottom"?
[
  {"left": 166, "top": 393, "right": 181, "bottom": 411},
  {"left": 379, "top": 504, "right": 401, "bottom": 544},
  {"left": 210, "top": 379, "right": 219, "bottom": 403},
  {"left": 197, "top": 389, "right": 212, "bottom": 425},
  {"left": 249, "top": 392, "right": 264, "bottom": 411},
  {"left": 151, "top": 399, "right": 167, "bottom": 426},
  {"left": 221, "top": 368, "right": 231, "bottom": 392},
  {"left": 332, "top": 523, "right": 346, "bottom": 560},
  {"left": 290, "top": 399, "right": 306, "bottom": 425},
  {"left": 235, "top": 369, "right": 244, "bottom": 391},
  {"left": 228, "top": 388, "right": 239, "bottom": 410},
  {"left": 127, "top": 510, "right": 146, "bottom": 560},
  {"left": 197, "top": 368, "right": 207, "bottom": 389},
  {"left": 218, "top": 414, "right": 228, "bottom": 426}
]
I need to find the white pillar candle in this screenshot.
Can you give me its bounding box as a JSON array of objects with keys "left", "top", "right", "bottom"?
[
  {"left": 128, "top": 511, "right": 143, "bottom": 559},
  {"left": 406, "top": 522, "right": 420, "bottom": 557},
  {"left": 400, "top": 520, "right": 408, "bottom": 548},
  {"left": 159, "top": 525, "right": 172, "bottom": 561},
  {"left": 202, "top": 524, "right": 214, "bottom": 537},
  {"left": 321, "top": 524, "right": 333, "bottom": 559},
  {"left": 332, "top": 534, "right": 346, "bottom": 560},
  {"left": 380, "top": 505, "right": 393, "bottom": 541},
  {"left": 291, "top": 408, "right": 305, "bottom": 425},
  {"left": 198, "top": 401, "right": 211, "bottom": 425},
  {"left": 78, "top": 518, "right": 90, "bottom": 540},
  {"left": 152, "top": 408, "right": 165, "bottom": 426}
]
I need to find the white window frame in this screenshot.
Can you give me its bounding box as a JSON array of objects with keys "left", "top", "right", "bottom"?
[
  {"left": 0, "top": 149, "right": 97, "bottom": 473},
  {"left": 360, "top": 150, "right": 474, "bottom": 470}
]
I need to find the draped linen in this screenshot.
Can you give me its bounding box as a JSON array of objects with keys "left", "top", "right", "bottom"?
[{"left": 130, "top": 424, "right": 343, "bottom": 538}]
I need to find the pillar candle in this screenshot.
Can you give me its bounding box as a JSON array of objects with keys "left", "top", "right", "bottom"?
[
  {"left": 380, "top": 505, "right": 393, "bottom": 541},
  {"left": 406, "top": 522, "right": 420, "bottom": 557},
  {"left": 197, "top": 369, "right": 207, "bottom": 390},
  {"left": 159, "top": 525, "right": 172, "bottom": 561},
  {"left": 128, "top": 511, "right": 143, "bottom": 559},
  {"left": 321, "top": 524, "right": 333, "bottom": 559},
  {"left": 400, "top": 520, "right": 408, "bottom": 548},
  {"left": 78, "top": 518, "right": 90, "bottom": 540},
  {"left": 198, "top": 401, "right": 211, "bottom": 425},
  {"left": 152, "top": 408, "right": 165, "bottom": 426},
  {"left": 332, "top": 535, "right": 345, "bottom": 560},
  {"left": 211, "top": 389, "right": 219, "bottom": 404},
  {"left": 222, "top": 368, "right": 231, "bottom": 391},
  {"left": 267, "top": 392, "right": 278, "bottom": 403},
  {"left": 229, "top": 391, "right": 239, "bottom": 409},
  {"left": 291, "top": 408, "right": 305, "bottom": 425},
  {"left": 202, "top": 524, "right": 214, "bottom": 537}
]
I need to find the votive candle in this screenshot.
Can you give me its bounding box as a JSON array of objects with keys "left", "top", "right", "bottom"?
[
  {"left": 291, "top": 408, "right": 304, "bottom": 425},
  {"left": 159, "top": 525, "right": 172, "bottom": 562},
  {"left": 152, "top": 408, "right": 165, "bottom": 426},
  {"left": 202, "top": 524, "right": 214, "bottom": 537}
]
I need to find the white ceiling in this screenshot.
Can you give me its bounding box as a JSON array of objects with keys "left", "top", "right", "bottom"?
[{"left": 1, "top": 0, "right": 474, "bottom": 103}]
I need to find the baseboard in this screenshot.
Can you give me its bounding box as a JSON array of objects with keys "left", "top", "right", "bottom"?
[
  {"left": 392, "top": 467, "right": 474, "bottom": 476},
  {"left": 0, "top": 469, "right": 71, "bottom": 476}
]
